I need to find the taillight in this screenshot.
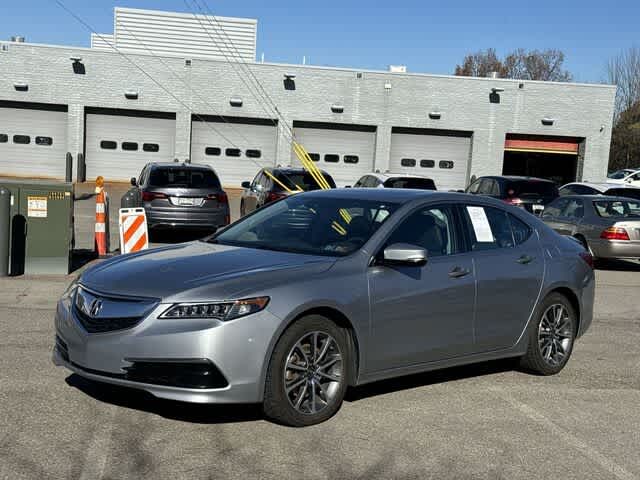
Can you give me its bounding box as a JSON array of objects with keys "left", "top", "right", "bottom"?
[
  {"left": 600, "top": 227, "right": 630, "bottom": 241},
  {"left": 207, "top": 192, "right": 228, "bottom": 204},
  {"left": 142, "top": 191, "right": 167, "bottom": 201},
  {"left": 579, "top": 251, "right": 594, "bottom": 269},
  {"left": 504, "top": 197, "right": 523, "bottom": 206},
  {"left": 267, "top": 192, "right": 287, "bottom": 203}
]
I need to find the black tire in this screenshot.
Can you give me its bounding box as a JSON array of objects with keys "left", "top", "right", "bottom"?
[
  {"left": 520, "top": 292, "right": 577, "bottom": 375},
  {"left": 263, "top": 315, "right": 351, "bottom": 427}
]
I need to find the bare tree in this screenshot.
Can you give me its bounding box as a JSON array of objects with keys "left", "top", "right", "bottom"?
[
  {"left": 454, "top": 48, "right": 572, "bottom": 82},
  {"left": 607, "top": 46, "right": 640, "bottom": 120},
  {"left": 503, "top": 48, "right": 572, "bottom": 82},
  {"left": 454, "top": 48, "right": 504, "bottom": 78}
]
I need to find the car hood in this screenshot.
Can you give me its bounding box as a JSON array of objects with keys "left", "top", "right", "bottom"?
[{"left": 80, "top": 242, "right": 336, "bottom": 300}]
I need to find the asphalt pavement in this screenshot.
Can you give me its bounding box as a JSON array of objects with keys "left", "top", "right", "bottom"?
[{"left": 1, "top": 263, "right": 639, "bottom": 479}]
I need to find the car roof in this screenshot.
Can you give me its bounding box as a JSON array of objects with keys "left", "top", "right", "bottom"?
[
  {"left": 267, "top": 167, "right": 332, "bottom": 176},
  {"left": 148, "top": 162, "right": 212, "bottom": 170},
  {"left": 561, "top": 182, "right": 640, "bottom": 192},
  {"left": 480, "top": 175, "right": 555, "bottom": 183},
  {"left": 555, "top": 194, "right": 637, "bottom": 202},
  {"left": 300, "top": 187, "right": 503, "bottom": 206},
  {"left": 367, "top": 172, "right": 435, "bottom": 180}
]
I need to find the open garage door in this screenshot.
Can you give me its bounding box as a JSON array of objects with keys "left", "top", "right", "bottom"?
[
  {"left": 291, "top": 122, "right": 376, "bottom": 187},
  {"left": 85, "top": 108, "right": 176, "bottom": 181},
  {"left": 0, "top": 102, "right": 68, "bottom": 179},
  {"left": 191, "top": 116, "right": 277, "bottom": 187},
  {"left": 389, "top": 127, "right": 472, "bottom": 191},
  {"left": 503, "top": 134, "right": 581, "bottom": 185}
]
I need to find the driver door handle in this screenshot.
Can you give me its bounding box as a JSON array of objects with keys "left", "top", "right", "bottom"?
[
  {"left": 449, "top": 266, "right": 471, "bottom": 278},
  {"left": 516, "top": 255, "right": 534, "bottom": 265}
]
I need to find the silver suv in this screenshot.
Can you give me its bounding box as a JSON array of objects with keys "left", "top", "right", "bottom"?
[{"left": 125, "top": 162, "right": 230, "bottom": 231}]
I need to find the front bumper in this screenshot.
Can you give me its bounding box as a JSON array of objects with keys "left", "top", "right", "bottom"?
[{"left": 53, "top": 295, "right": 282, "bottom": 403}]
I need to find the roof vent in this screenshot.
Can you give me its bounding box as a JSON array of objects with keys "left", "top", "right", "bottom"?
[
  {"left": 331, "top": 104, "right": 344, "bottom": 113},
  {"left": 124, "top": 90, "right": 139, "bottom": 100},
  {"left": 10, "top": 36, "right": 25, "bottom": 43},
  {"left": 229, "top": 97, "right": 243, "bottom": 107},
  {"left": 541, "top": 117, "right": 555, "bottom": 126},
  {"left": 428, "top": 111, "right": 442, "bottom": 120},
  {"left": 13, "top": 82, "right": 28, "bottom": 92}
]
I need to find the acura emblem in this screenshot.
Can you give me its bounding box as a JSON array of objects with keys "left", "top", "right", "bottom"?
[{"left": 89, "top": 299, "right": 103, "bottom": 317}]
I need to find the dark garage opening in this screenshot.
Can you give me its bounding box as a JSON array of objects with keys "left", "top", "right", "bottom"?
[
  {"left": 502, "top": 134, "right": 581, "bottom": 185},
  {"left": 503, "top": 151, "right": 578, "bottom": 185}
]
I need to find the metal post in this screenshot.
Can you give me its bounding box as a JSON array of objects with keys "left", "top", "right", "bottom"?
[
  {"left": 77, "top": 153, "right": 86, "bottom": 183},
  {"left": 65, "top": 152, "right": 73, "bottom": 183},
  {"left": 0, "top": 187, "right": 11, "bottom": 276}
]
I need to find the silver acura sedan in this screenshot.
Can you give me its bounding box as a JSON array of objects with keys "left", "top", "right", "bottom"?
[{"left": 53, "top": 189, "right": 595, "bottom": 426}]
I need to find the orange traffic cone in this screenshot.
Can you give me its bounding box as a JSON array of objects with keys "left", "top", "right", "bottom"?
[{"left": 95, "top": 176, "right": 107, "bottom": 256}]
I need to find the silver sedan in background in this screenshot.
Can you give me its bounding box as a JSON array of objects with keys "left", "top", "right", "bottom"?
[
  {"left": 542, "top": 195, "right": 640, "bottom": 260},
  {"left": 54, "top": 189, "right": 595, "bottom": 426}
]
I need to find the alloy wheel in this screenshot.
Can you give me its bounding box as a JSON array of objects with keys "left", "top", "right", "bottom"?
[
  {"left": 284, "top": 331, "right": 343, "bottom": 415},
  {"left": 538, "top": 304, "right": 574, "bottom": 367}
]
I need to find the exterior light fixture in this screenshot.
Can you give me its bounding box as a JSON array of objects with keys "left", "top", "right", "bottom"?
[
  {"left": 69, "top": 56, "right": 82, "bottom": 63},
  {"left": 331, "top": 104, "right": 344, "bottom": 113},
  {"left": 541, "top": 117, "right": 555, "bottom": 126},
  {"left": 13, "top": 82, "right": 28, "bottom": 91},
  {"left": 428, "top": 111, "right": 442, "bottom": 120},
  {"left": 491, "top": 87, "right": 504, "bottom": 93},
  {"left": 284, "top": 73, "right": 296, "bottom": 79},
  {"left": 124, "top": 90, "right": 139, "bottom": 100}
]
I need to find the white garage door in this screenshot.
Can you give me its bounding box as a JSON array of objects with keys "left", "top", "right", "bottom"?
[
  {"left": 390, "top": 128, "right": 472, "bottom": 191},
  {"left": 85, "top": 112, "right": 176, "bottom": 181},
  {"left": 0, "top": 105, "right": 68, "bottom": 179},
  {"left": 291, "top": 123, "right": 376, "bottom": 187},
  {"left": 191, "top": 118, "right": 277, "bottom": 187}
]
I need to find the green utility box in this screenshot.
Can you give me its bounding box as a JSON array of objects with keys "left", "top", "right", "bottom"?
[{"left": 0, "top": 179, "right": 74, "bottom": 275}]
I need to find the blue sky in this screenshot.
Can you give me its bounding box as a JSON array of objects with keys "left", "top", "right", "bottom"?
[{"left": 2, "top": 0, "right": 638, "bottom": 82}]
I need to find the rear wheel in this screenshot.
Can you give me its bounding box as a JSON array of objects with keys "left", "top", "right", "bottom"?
[
  {"left": 520, "top": 293, "right": 577, "bottom": 375},
  {"left": 263, "top": 315, "right": 350, "bottom": 427}
]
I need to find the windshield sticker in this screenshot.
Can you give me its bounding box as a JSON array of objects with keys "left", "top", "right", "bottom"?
[{"left": 466, "top": 206, "right": 493, "bottom": 242}]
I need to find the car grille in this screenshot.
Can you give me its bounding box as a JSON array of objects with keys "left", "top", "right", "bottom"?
[{"left": 73, "top": 305, "right": 143, "bottom": 333}]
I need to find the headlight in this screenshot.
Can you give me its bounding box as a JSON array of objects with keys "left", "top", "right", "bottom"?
[
  {"left": 62, "top": 277, "right": 79, "bottom": 299},
  {"left": 159, "top": 297, "right": 270, "bottom": 321}
]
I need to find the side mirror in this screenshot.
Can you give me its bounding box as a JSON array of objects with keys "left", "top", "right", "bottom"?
[
  {"left": 381, "top": 243, "right": 427, "bottom": 266},
  {"left": 241, "top": 181, "right": 251, "bottom": 189},
  {"left": 130, "top": 177, "right": 137, "bottom": 186}
]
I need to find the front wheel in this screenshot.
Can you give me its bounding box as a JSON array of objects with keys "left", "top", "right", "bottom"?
[
  {"left": 263, "top": 315, "right": 350, "bottom": 427},
  {"left": 520, "top": 293, "right": 577, "bottom": 375}
]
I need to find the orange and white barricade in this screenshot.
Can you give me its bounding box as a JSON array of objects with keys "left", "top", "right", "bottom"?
[
  {"left": 94, "top": 176, "right": 109, "bottom": 257},
  {"left": 118, "top": 208, "right": 149, "bottom": 254}
]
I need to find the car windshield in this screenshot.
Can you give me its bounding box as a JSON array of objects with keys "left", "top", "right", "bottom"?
[
  {"left": 607, "top": 170, "right": 633, "bottom": 179},
  {"left": 211, "top": 195, "right": 399, "bottom": 256},
  {"left": 274, "top": 172, "right": 336, "bottom": 192},
  {"left": 506, "top": 180, "right": 558, "bottom": 197},
  {"left": 149, "top": 167, "right": 221, "bottom": 189},
  {"left": 593, "top": 200, "right": 640, "bottom": 218},
  {"left": 383, "top": 177, "right": 436, "bottom": 190}
]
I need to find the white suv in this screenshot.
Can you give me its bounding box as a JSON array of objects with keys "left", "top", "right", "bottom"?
[{"left": 351, "top": 172, "right": 437, "bottom": 190}]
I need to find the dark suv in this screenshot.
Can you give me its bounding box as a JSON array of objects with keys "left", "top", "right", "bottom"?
[
  {"left": 125, "top": 162, "right": 230, "bottom": 231},
  {"left": 466, "top": 176, "right": 559, "bottom": 215},
  {"left": 240, "top": 167, "right": 336, "bottom": 216}
]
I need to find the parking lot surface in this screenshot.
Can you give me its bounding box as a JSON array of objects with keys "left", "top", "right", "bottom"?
[{"left": 1, "top": 259, "right": 639, "bottom": 479}]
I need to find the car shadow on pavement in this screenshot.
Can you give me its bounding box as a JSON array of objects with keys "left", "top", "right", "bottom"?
[
  {"left": 345, "top": 358, "right": 518, "bottom": 402},
  {"left": 65, "top": 374, "right": 264, "bottom": 424},
  {"left": 595, "top": 259, "right": 640, "bottom": 272}
]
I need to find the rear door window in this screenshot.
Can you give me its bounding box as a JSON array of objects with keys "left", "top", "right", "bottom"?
[
  {"left": 148, "top": 167, "right": 221, "bottom": 189},
  {"left": 543, "top": 198, "right": 570, "bottom": 218},
  {"left": 462, "top": 205, "right": 515, "bottom": 250}
]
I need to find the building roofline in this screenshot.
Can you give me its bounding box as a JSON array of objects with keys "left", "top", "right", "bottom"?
[
  {"left": 0, "top": 40, "right": 616, "bottom": 90},
  {"left": 113, "top": 6, "right": 257, "bottom": 25}
]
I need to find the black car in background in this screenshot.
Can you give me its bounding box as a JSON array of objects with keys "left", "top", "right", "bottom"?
[
  {"left": 240, "top": 167, "right": 336, "bottom": 216},
  {"left": 124, "top": 162, "right": 230, "bottom": 231},
  {"left": 466, "top": 175, "right": 559, "bottom": 215}
]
